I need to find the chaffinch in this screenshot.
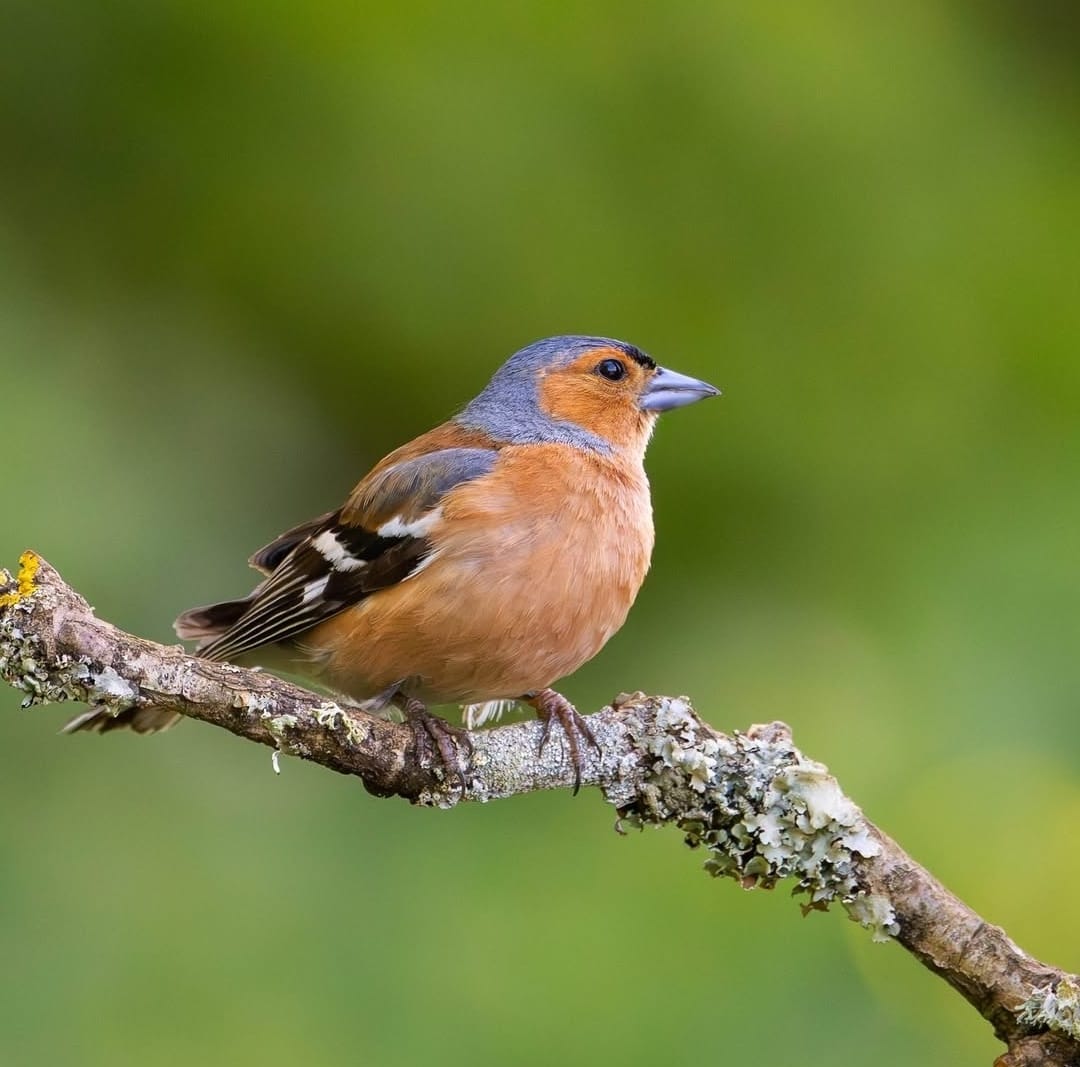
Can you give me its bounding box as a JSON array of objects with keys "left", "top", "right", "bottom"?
[{"left": 67, "top": 335, "right": 718, "bottom": 787}]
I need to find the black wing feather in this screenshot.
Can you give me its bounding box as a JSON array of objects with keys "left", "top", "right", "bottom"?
[
  {"left": 182, "top": 447, "right": 499, "bottom": 663},
  {"left": 248, "top": 511, "right": 337, "bottom": 574},
  {"left": 194, "top": 518, "right": 428, "bottom": 662}
]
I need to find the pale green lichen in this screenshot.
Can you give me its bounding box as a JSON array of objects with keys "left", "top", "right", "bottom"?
[
  {"left": 620, "top": 699, "right": 898, "bottom": 940},
  {"left": 315, "top": 703, "right": 344, "bottom": 728},
  {"left": 259, "top": 709, "right": 317, "bottom": 761},
  {"left": 845, "top": 892, "right": 900, "bottom": 943},
  {"left": 87, "top": 666, "right": 138, "bottom": 709},
  {"left": 261, "top": 711, "right": 299, "bottom": 731},
  {"left": 313, "top": 701, "right": 370, "bottom": 746},
  {"left": 1018, "top": 976, "right": 1080, "bottom": 1042},
  {"left": 0, "top": 597, "right": 94, "bottom": 710},
  {"left": 1, "top": 608, "right": 140, "bottom": 725},
  {"left": 260, "top": 709, "right": 300, "bottom": 745}
]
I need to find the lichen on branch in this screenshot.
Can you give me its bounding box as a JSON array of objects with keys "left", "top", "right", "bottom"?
[
  {"left": 1019, "top": 977, "right": 1080, "bottom": 1043},
  {"left": 619, "top": 703, "right": 898, "bottom": 940}
]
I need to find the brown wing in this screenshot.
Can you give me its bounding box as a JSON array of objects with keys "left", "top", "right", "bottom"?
[{"left": 183, "top": 447, "right": 499, "bottom": 662}]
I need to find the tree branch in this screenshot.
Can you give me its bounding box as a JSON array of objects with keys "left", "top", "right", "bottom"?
[{"left": 2, "top": 550, "right": 1077, "bottom": 1066}]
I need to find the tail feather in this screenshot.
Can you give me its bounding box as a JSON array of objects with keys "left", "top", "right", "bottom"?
[
  {"left": 174, "top": 598, "right": 251, "bottom": 642},
  {"left": 62, "top": 704, "right": 184, "bottom": 735}
]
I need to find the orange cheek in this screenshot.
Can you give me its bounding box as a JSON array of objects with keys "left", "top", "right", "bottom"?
[{"left": 538, "top": 374, "right": 646, "bottom": 448}]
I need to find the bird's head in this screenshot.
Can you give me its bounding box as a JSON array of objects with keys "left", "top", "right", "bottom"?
[{"left": 457, "top": 335, "right": 719, "bottom": 457}]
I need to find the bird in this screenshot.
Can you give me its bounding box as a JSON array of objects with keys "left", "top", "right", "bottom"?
[{"left": 65, "top": 335, "right": 718, "bottom": 788}]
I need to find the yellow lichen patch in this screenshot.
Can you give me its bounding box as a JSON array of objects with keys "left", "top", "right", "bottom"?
[{"left": 0, "top": 551, "right": 40, "bottom": 607}]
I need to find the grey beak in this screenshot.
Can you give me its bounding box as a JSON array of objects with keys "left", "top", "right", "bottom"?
[{"left": 640, "top": 365, "right": 721, "bottom": 412}]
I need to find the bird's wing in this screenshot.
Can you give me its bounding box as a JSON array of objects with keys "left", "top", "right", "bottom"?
[
  {"left": 189, "top": 447, "right": 499, "bottom": 662},
  {"left": 248, "top": 511, "right": 337, "bottom": 575}
]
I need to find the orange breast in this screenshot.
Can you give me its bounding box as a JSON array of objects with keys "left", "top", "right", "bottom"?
[{"left": 303, "top": 444, "right": 654, "bottom": 705}]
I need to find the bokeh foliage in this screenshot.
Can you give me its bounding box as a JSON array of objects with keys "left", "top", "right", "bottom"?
[{"left": 2, "top": 3, "right": 1079, "bottom": 1064}]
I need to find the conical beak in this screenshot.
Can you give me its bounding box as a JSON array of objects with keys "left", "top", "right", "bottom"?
[{"left": 640, "top": 366, "right": 721, "bottom": 412}]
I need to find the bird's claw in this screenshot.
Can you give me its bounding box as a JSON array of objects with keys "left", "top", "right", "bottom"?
[
  {"left": 527, "top": 689, "right": 599, "bottom": 795},
  {"left": 397, "top": 698, "right": 473, "bottom": 796}
]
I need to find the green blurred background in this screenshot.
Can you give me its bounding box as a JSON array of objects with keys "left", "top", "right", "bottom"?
[{"left": 2, "top": 3, "right": 1078, "bottom": 1064}]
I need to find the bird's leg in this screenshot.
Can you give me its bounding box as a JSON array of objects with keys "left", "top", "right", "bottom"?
[
  {"left": 392, "top": 693, "right": 473, "bottom": 794},
  {"left": 522, "top": 688, "right": 600, "bottom": 795}
]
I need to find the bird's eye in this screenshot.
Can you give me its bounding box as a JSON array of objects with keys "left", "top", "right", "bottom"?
[{"left": 595, "top": 358, "right": 626, "bottom": 382}]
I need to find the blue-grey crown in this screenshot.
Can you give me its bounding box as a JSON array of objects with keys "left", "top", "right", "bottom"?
[{"left": 456, "top": 335, "right": 647, "bottom": 452}]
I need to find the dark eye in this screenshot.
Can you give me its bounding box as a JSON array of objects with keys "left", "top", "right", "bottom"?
[{"left": 596, "top": 358, "right": 626, "bottom": 382}]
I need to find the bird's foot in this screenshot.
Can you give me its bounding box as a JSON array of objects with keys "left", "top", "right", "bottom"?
[
  {"left": 523, "top": 689, "right": 600, "bottom": 795},
  {"left": 394, "top": 695, "right": 473, "bottom": 795}
]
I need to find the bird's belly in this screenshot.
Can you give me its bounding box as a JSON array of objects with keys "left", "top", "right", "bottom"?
[{"left": 306, "top": 511, "right": 651, "bottom": 705}]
